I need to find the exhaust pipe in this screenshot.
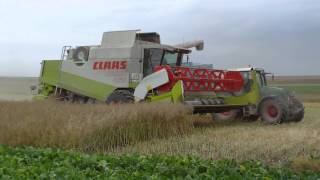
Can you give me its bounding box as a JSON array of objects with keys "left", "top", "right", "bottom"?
[{"left": 174, "top": 40, "right": 204, "bottom": 51}]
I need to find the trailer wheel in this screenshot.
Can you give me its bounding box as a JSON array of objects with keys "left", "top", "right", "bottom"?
[
  {"left": 212, "top": 109, "right": 239, "bottom": 121},
  {"left": 259, "top": 98, "right": 287, "bottom": 124},
  {"left": 106, "top": 90, "right": 134, "bottom": 104}
]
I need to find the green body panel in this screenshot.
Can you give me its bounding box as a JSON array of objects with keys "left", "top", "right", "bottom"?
[
  {"left": 39, "top": 60, "right": 116, "bottom": 101},
  {"left": 58, "top": 71, "right": 116, "bottom": 101},
  {"left": 38, "top": 60, "right": 60, "bottom": 99},
  {"left": 129, "top": 82, "right": 139, "bottom": 88},
  {"left": 223, "top": 71, "right": 261, "bottom": 105},
  {"left": 35, "top": 84, "right": 55, "bottom": 100},
  {"left": 148, "top": 81, "right": 184, "bottom": 103},
  {"left": 40, "top": 60, "right": 61, "bottom": 86}
]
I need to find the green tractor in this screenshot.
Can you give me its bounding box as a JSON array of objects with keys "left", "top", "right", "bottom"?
[{"left": 210, "top": 68, "right": 304, "bottom": 124}]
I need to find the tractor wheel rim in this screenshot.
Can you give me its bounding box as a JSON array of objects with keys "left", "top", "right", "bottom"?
[{"left": 267, "top": 105, "right": 278, "bottom": 118}]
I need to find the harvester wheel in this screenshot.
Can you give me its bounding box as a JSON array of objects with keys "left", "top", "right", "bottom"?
[
  {"left": 259, "top": 98, "right": 287, "bottom": 124},
  {"left": 77, "top": 96, "right": 88, "bottom": 104},
  {"left": 212, "top": 109, "right": 239, "bottom": 121},
  {"left": 87, "top": 98, "right": 96, "bottom": 104},
  {"left": 63, "top": 91, "right": 75, "bottom": 103},
  {"left": 106, "top": 90, "right": 134, "bottom": 104}
]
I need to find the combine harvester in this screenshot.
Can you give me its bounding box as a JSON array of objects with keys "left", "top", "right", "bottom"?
[{"left": 36, "top": 30, "right": 304, "bottom": 124}]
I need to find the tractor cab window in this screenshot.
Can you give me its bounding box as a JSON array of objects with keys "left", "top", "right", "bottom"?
[
  {"left": 239, "top": 71, "right": 251, "bottom": 93},
  {"left": 256, "top": 71, "right": 267, "bottom": 87}
]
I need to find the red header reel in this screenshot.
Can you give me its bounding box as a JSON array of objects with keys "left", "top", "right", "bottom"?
[{"left": 154, "top": 65, "right": 244, "bottom": 93}]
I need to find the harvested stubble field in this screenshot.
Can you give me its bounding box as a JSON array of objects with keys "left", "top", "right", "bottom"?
[{"left": 115, "top": 103, "right": 320, "bottom": 165}]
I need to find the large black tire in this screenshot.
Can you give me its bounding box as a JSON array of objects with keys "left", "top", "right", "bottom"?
[
  {"left": 212, "top": 109, "right": 240, "bottom": 121},
  {"left": 291, "top": 109, "right": 304, "bottom": 122},
  {"left": 287, "top": 97, "right": 304, "bottom": 122},
  {"left": 106, "top": 90, "right": 134, "bottom": 104},
  {"left": 63, "top": 91, "right": 75, "bottom": 103},
  {"left": 259, "top": 98, "right": 287, "bottom": 124}
]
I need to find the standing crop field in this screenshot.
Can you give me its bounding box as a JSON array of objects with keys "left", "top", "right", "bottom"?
[{"left": 0, "top": 101, "right": 193, "bottom": 152}]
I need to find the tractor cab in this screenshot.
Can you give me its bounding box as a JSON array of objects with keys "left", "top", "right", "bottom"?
[
  {"left": 228, "top": 67, "right": 269, "bottom": 94},
  {"left": 254, "top": 68, "right": 269, "bottom": 87}
]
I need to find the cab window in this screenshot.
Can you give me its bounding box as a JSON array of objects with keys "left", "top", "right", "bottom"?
[
  {"left": 256, "top": 71, "right": 266, "bottom": 87},
  {"left": 163, "top": 52, "right": 177, "bottom": 66}
]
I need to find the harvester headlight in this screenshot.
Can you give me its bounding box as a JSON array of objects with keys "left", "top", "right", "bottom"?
[{"left": 130, "top": 73, "right": 142, "bottom": 83}]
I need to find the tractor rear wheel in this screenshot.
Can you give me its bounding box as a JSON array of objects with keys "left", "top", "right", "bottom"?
[
  {"left": 291, "top": 108, "right": 304, "bottom": 122},
  {"left": 259, "top": 98, "right": 287, "bottom": 124},
  {"left": 106, "top": 90, "right": 134, "bottom": 104},
  {"left": 287, "top": 96, "right": 304, "bottom": 122}
]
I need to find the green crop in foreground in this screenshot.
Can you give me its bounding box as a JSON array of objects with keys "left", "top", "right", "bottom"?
[{"left": 0, "top": 145, "right": 319, "bottom": 179}]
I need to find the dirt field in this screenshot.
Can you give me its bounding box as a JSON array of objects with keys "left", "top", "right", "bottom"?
[
  {"left": 269, "top": 76, "right": 320, "bottom": 102},
  {"left": 0, "top": 77, "right": 38, "bottom": 101}
]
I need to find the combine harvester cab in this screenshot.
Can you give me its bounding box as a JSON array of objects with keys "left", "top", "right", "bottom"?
[{"left": 36, "top": 30, "right": 304, "bottom": 124}]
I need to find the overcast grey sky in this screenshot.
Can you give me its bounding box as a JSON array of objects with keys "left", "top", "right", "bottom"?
[{"left": 0, "top": 0, "right": 319, "bottom": 76}]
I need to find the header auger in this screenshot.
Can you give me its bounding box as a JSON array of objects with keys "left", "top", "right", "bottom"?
[{"left": 35, "top": 30, "right": 304, "bottom": 124}]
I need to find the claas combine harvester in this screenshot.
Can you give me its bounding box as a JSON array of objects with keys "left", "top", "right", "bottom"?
[{"left": 36, "top": 30, "right": 304, "bottom": 124}]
